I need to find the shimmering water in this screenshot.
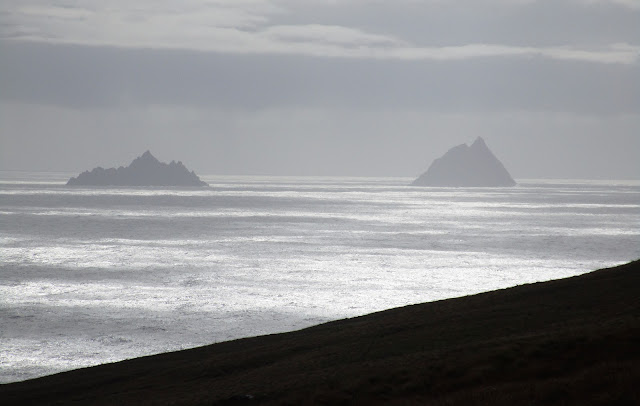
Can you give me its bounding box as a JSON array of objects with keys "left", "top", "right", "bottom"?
[{"left": 1, "top": 173, "right": 639, "bottom": 383}]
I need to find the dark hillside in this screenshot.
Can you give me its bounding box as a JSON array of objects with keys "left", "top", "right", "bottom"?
[{"left": 2, "top": 260, "right": 639, "bottom": 405}]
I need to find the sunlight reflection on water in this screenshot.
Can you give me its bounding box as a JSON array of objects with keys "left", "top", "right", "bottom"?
[{"left": 1, "top": 175, "right": 639, "bottom": 382}]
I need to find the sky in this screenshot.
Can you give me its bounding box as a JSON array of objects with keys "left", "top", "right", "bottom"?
[{"left": 1, "top": 0, "right": 639, "bottom": 179}]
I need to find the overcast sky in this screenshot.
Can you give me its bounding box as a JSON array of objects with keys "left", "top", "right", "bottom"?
[{"left": 1, "top": 0, "right": 639, "bottom": 179}]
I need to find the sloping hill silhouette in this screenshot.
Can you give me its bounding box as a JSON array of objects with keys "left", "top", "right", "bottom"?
[{"left": 2, "top": 260, "right": 638, "bottom": 405}]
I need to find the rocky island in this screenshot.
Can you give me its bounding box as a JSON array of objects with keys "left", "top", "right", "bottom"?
[
  {"left": 412, "top": 137, "right": 516, "bottom": 187},
  {"left": 67, "top": 151, "right": 208, "bottom": 187}
]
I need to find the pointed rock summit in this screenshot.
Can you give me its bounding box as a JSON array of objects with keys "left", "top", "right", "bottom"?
[
  {"left": 67, "top": 151, "right": 208, "bottom": 187},
  {"left": 412, "top": 137, "right": 516, "bottom": 187}
]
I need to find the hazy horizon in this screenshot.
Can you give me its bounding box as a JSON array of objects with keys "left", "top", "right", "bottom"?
[{"left": 1, "top": 1, "right": 639, "bottom": 180}]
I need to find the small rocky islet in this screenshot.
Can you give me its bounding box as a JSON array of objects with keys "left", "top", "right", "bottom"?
[
  {"left": 412, "top": 137, "right": 516, "bottom": 187},
  {"left": 67, "top": 151, "right": 208, "bottom": 187}
]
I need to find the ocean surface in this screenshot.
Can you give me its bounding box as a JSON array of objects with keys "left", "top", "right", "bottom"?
[{"left": 1, "top": 172, "right": 639, "bottom": 383}]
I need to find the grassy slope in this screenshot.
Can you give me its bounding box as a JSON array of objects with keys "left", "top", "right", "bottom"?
[{"left": 2, "top": 260, "right": 639, "bottom": 405}]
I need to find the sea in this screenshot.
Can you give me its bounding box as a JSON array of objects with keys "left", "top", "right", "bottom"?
[{"left": 1, "top": 172, "right": 639, "bottom": 383}]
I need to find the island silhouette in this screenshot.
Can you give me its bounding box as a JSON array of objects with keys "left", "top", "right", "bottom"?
[
  {"left": 412, "top": 137, "right": 516, "bottom": 187},
  {"left": 66, "top": 151, "right": 208, "bottom": 187}
]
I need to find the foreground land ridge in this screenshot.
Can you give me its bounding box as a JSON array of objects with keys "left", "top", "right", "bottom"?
[
  {"left": 2, "top": 260, "right": 639, "bottom": 405},
  {"left": 66, "top": 151, "right": 208, "bottom": 187}
]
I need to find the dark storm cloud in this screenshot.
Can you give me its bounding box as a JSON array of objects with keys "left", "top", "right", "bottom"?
[{"left": 1, "top": 41, "right": 638, "bottom": 114}]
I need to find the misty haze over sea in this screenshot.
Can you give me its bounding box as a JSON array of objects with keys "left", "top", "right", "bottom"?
[{"left": 1, "top": 172, "right": 639, "bottom": 383}]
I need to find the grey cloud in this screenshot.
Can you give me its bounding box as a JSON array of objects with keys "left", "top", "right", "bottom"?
[
  {"left": 273, "top": 1, "right": 640, "bottom": 48},
  {"left": 1, "top": 41, "right": 638, "bottom": 114},
  {"left": 1, "top": 0, "right": 638, "bottom": 179},
  {"left": 1, "top": 1, "right": 638, "bottom": 63}
]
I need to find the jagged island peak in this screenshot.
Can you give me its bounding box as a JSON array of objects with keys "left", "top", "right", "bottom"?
[
  {"left": 67, "top": 151, "right": 208, "bottom": 187},
  {"left": 412, "top": 137, "right": 516, "bottom": 187}
]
